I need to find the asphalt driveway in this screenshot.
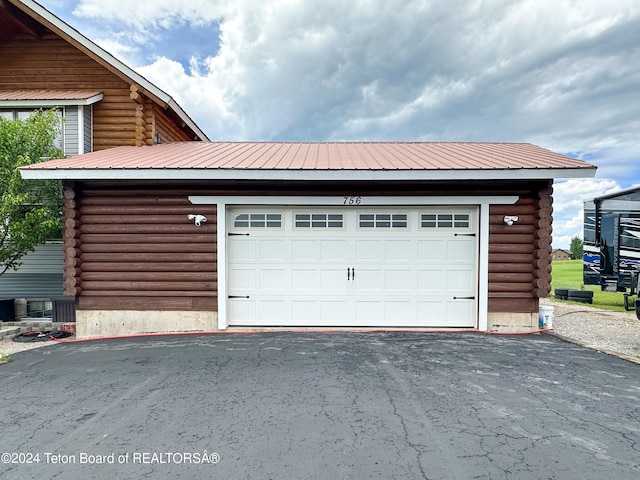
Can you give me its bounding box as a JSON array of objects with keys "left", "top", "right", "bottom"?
[{"left": 1, "top": 332, "right": 639, "bottom": 479}]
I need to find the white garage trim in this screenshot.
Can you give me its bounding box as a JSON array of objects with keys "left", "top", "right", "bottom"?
[{"left": 189, "top": 195, "right": 519, "bottom": 330}]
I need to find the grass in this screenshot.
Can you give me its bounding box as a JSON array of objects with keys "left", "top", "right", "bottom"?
[
  {"left": 551, "top": 260, "right": 637, "bottom": 313},
  {"left": 0, "top": 353, "right": 10, "bottom": 365}
]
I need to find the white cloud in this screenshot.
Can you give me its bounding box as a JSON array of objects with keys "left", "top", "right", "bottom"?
[
  {"left": 551, "top": 178, "right": 622, "bottom": 248},
  {"left": 67, "top": 0, "right": 640, "bottom": 149}
]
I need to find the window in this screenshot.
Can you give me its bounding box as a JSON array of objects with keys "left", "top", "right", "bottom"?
[
  {"left": 0, "top": 108, "right": 64, "bottom": 151},
  {"left": 295, "top": 213, "right": 343, "bottom": 228},
  {"left": 359, "top": 213, "right": 408, "bottom": 228},
  {"left": 233, "top": 213, "right": 282, "bottom": 228},
  {"left": 421, "top": 213, "right": 470, "bottom": 229}
]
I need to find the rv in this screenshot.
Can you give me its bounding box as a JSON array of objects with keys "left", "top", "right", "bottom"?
[{"left": 583, "top": 186, "right": 640, "bottom": 318}]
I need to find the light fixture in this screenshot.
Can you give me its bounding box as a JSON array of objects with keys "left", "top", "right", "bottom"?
[
  {"left": 188, "top": 214, "right": 208, "bottom": 227},
  {"left": 503, "top": 215, "right": 519, "bottom": 226}
]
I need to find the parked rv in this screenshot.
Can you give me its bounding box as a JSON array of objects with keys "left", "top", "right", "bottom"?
[{"left": 583, "top": 186, "right": 640, "bottom": 319}]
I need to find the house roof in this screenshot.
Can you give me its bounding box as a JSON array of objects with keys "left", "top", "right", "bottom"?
[
  {"left": 3, "top": 0, "right": 209, "bottom": 141},
  {"left": 0, "top": 90, "right": 104, "bottom": 106},
  {"left": 20, "top": 141, "right": 597, "bottom": 182}
]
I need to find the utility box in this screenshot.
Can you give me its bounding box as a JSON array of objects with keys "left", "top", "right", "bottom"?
[{"left": 52, "top": 298, "right": 76, "bottom": 323}]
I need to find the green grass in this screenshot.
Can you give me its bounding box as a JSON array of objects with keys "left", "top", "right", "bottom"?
[
  {"left": 551, "top": 260, "right": 636, "bottom": 313},
  {"left": 0, "top": 353, "right": 11, "bottom": 364}
]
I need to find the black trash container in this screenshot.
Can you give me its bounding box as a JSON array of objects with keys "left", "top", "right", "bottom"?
[{"left": 0, "top": 299, "right": 15, "bottom": 322}]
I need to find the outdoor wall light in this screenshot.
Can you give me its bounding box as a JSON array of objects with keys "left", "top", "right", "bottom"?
[
  {"left": 188, "top": 214, "right": 208, "bottom": 227},
  {"left": 503, "top": 215, "right": 519, "bottom": 226}
]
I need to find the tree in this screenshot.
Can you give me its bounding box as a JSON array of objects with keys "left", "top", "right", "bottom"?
[
  {"left": 569, "top": 235, "right": 583, "bottom": 260},
  {"left": 1, "top": 109, "right": 64, "bottom": 277}
]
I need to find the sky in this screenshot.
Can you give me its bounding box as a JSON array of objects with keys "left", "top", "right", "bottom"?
[{"left": 40, "top": 0, "right": 640, "bottom": 249}]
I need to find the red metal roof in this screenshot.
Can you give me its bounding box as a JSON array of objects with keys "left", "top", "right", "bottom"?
[
  {"left": 21, "top": 141, "right": 590, "bottom": 169},
  {"left": 0, "top": 90, "right": 103, "bottom": 101},
  {"left": 19, "top": 141, "right": 596, "bottom": 181}
]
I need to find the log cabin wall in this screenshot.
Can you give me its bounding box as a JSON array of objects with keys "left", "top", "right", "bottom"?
[
  {"left": 0, "top": 32, "right": 195, "bottom": 149},
  {"left": 63, "top": 183, "right": 218, "bottom": 312},
  {"left": 488, "top": 181, "right": 553, "bottom": 314}
]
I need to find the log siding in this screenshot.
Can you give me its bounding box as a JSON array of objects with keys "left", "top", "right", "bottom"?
[
  {"left": 488, "top": 182, "right": 553, "bottom": 313},
  {"left": 64, "top": 184, "right": 217, "bottom": 311}
]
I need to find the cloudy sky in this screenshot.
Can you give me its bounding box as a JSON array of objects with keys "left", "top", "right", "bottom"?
[{"left": 41, "top": 0, "right": 640, "bottom": 248}]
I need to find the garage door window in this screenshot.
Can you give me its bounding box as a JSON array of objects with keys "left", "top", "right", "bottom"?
[
  {"left": 234, "top": 213, "right": 282, "bottom": 228},
  {"left": 421, "top": 213, "right": 470, "bottom": 229},
  {"left": 359, "top": 213, "right": 408, "bottom": 229},
  {"left": 295, "top": 213, "right": 344, "bottom": 228}
]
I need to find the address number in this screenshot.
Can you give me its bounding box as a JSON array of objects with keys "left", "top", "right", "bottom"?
[{"left": 343, "top": 196, "right": 362, "bottom": 205}]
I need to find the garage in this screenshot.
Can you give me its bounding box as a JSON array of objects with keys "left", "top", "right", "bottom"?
[
  {"left": 20, "top": 141, "right": 597, "bottom": 337},
  {"left": 226, "top": 205, "right": 478, "bottom": 328}
]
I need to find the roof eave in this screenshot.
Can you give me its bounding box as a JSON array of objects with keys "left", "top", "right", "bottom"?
[
  {"left": 9, "top": 0, "right": 210, "bottom": 141},
  {"left": 19, "top": 167, "right": 597, "bottom": 182},
  {"left": 0, "top": 93, "right": 104, "bottom": 107}
]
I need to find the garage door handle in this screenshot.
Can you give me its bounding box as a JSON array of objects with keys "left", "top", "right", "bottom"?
[
  {"left": 228, "top": 295, "right": 250, "bottom": 299},
  {"left": 453, "top": 296, "right": 475, "bottom": 300},
  {"left": 228, "top": 233, "right": 250, "bottom": 236},
  {"left": 347, "top": 267, "right": 351, "bottom": 281},
  {"left": 454, "top": 233, "right": 476, "bottom": 237}
]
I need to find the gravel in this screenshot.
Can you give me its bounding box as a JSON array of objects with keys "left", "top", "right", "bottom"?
[
  {"left": 2, "top": 302, "right": 640, "bottom": 361},
  {"left": 542, "top": 298, "right": 640, "bottom": 362}
]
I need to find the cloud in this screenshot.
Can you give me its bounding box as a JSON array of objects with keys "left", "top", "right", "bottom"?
[
  {"left": 551, "top": 178, "right": 622, "bottom": 247},
  {"left": 67, "top": 0, "right": 640, "bottom": 148}
]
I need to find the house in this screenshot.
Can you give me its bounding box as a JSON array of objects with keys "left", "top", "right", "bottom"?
[
  {"left": 0, "top": 0, "right": 208, "bottom": 318},
  {"left": 552, "top": 249, "right": 571, "bottom": 261},
  {"left": 20, "top": 142, "right": 596, "bottom": 337}
]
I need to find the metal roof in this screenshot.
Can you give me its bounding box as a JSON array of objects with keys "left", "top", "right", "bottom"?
[
  {"left": 0, "top": 90, "right": 104, "bottom": 106},
  {"left": 19, "top": 141, "right": 597, "bottom": 182},
  {"left": 6, "top": 0, "right": 209, "bottom": 141}
]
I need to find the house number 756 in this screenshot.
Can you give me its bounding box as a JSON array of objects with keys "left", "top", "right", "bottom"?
[{"left": 343, "top": 196, "right": 362, "bottom": 205}]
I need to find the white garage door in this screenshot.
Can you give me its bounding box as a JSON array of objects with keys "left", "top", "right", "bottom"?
[{"left": 226, "top": 207, "right": 478, "bottom": 328}]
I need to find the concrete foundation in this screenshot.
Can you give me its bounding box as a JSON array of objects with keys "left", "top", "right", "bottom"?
[
  {"left": 76, "top": 310, "right": 218, "bottom": 339},
  {"left": 487, "top": 312, "right": 539, "bottom": 332}
]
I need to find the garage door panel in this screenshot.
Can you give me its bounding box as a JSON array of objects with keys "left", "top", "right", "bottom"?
[
  {"left": 228, "top": 239, "right": 256, "bottom": 261},
  {"left": 353, "top": 268, "right": 384, "bottom": 291},
  {"left": 384, "top": 301, "right": 417, "bottom": 322},
  {"left": 417, "top": 240, "right": 447, "bottom": 262},
  {"left": 228, "top": 268, "right": 257, "bottom": 291},
  {"left": 445, "top": 301, "right": 476, "bottom": 326},
  {"left": 417, "top": 268, "right": 447, "bottom": 291},
  {"left": 447, "top": 238, "right": 476, "bottom": 262},
  {"left": 259, "top": 269, "right": 288, "bottom": 290},
  {"left": 320, "top": 301, "right": 352, "bottom": 322},
  {"left": 384, "top": 269, "right": 414, "bottom": 291},
  {"left": 321, "top": 240, "right": 350, "bottom": 261},
  {"left": 355, "top": 301, "right": 383, "bottom": 322},
  {"left": 447, "top": 268, "right": 476, "bottom": 292},
  {"left": 291, "top": 269, "right": 319, "bottom": 290},
  {"left": 355, "top": 240, "right": 383, "bottom": 261},
  {"left": 292, "top": 240, "right": 319, "bottom": 261},
  {"left": 320, "top": 269, "right": 347, "bottom": 291},
  {"left": 228, "top": 299, "right": 256, "bottom": 323},
  {"left": 385, "top": 240, "right": 414, "bottom": 261},
  {"left": 259, "top": 240, "right": 288, "bottom": 261}
]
